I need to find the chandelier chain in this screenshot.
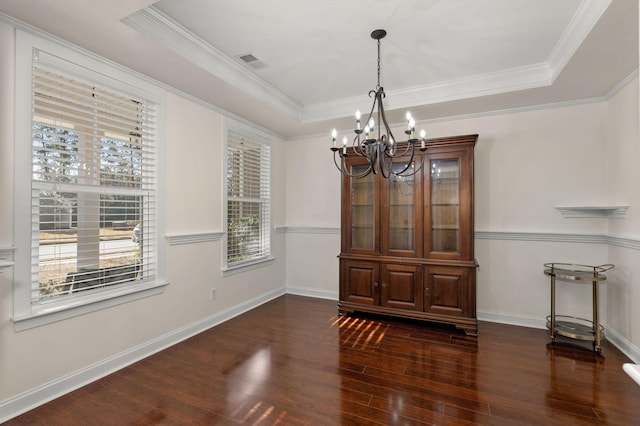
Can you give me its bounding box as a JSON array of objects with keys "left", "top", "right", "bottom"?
[{"left": 376, "top": 38, "right": 381, "bottom": 90}]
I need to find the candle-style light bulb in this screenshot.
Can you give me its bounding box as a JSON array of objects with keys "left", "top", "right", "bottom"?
[
  {"left": 364, "top": 125, "right": 370, "bottom": 138},
  {"left": 409, "top": 118, "right": 416, "bottom": 138},
  {"left": 331, "top": 128, "right": 337, "bottom": 148},
  {"left": 342, "top": 136, "right": 348, "bottom": 155},
  {"left": 406, "top": 111, "right": 412, "bottom": 129},
  {"left": 355, "top": 110, "right": 361, "bottom": 130},
  {"left": 420, "top": 129, "right": 426, "bottom": 149},
  {"left": 368, "top": 119, "right": 375, "bottom": 139}
]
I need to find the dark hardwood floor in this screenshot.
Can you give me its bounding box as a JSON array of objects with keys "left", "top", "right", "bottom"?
[{"left": 7, "top": 295, "right": 640, "bottom": 425}]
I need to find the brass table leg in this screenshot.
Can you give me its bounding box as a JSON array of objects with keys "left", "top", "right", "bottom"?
[
  {"left": 593, "top": 271, "right": 601, "bottom": 353},
  {"left": 550, "top": 273, "right": 556, "bottom": 343}
]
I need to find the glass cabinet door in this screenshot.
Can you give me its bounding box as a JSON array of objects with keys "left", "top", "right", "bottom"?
[
  {"left": 348, "top": 164, "right": 377, "bottom": 252},
  {"left": 389, "top": 163, "right": 414, "bottom": 251},
  {"left": 429, "top": 158, "right": 461, "bottom": 254},
  {"left": 382, "top": 160, "right": 422, "bottom": 257}
]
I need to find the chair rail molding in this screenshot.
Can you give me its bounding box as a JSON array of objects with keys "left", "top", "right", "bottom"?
[
  {"left": 0, "top": 246, "right": 15, "bottom": 273},
  {"left": 274, "top": 226, "right": 340, "bottom": 235},
  {"left": 165, "top": 232, "right": 224, "bottom": 246}
]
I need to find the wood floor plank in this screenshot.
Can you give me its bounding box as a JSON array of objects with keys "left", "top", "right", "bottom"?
[{"left": 6, "top": 295, "right": 640, "bottom": 425}]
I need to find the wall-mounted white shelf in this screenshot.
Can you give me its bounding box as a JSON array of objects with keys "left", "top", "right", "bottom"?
[{"left": 555, "top": 205, "right": 629, "bottom": 219}]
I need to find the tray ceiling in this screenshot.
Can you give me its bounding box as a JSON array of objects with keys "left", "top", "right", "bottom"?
[{"left": 0, "top": 0, "right": 637, "bottom": 137}]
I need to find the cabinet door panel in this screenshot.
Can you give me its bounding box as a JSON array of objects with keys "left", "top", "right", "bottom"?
[
  {"left": 341, "top": 260, "right": 379, "bottom": 305},
  {"left": 424, "top": 266, "right": 469, "bottom": 317},
  {"left": 381, "top": 159, "right": 423, "bottom": 257},
  {"left": 381, "top": 264, "right": 422, "bottom": 311},
  {"left": 342, "top": 157, "right": 379, "bottom": 254},
  {"left": 424, "top": 146, "right": 473, "bottom": 260}
]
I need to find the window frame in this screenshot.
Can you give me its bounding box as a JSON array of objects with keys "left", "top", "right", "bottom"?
[
  {"left": 12, "top": 30, "right": 167, "bottom": 331},
  {"left": 223, "top": 118, "right": 272, "bottom": 272}
]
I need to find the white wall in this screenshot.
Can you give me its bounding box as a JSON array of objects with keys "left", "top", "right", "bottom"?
[
  {"left": 284, "top": 89, "right": 640, "bottom": 358},
  {"left": 606, "top": 75, "right": 640, "bottom": 357},
  {"left": 0, "top": 20, "right": 287, "bottom": 412},
  {"left": 283, "top": 135, "right": 341, "bottom": 298}
]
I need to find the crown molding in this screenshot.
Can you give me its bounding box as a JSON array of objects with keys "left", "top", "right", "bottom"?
[
  {"left": 122, "top": 2, "right": 609, "bottom": 125},
  {"left": 121, "top": 7, "right": 303, "bottom": 122},
  {"left": 547, "top": 0, "right": 613, "bottom": 83},
  {"left": 304, "top": 0, "right": 611, "bottom": 124},
  {"left": 301, "top": 62, "right": 552, "bottom": 123}
]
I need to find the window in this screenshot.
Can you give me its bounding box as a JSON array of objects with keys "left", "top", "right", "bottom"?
[
  {"left": 13, "top": 32, "right": 165, "bottom": 329},
  {"left": 225, "top": 122, "right": 271, "bottom": 268}
]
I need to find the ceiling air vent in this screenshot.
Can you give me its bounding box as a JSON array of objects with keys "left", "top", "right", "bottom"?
[{"left": 236, "top": 53, "right": 267, "bottom": 70}]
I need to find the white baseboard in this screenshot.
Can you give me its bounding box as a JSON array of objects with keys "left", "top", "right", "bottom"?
[
  {"left": 0, "top": 287, "right": 286, "bottom": 423},
  {"left": 285, "top": 286, "right": 338, "bottom": 301},
  {"left": 477, "top": 309, "right": 547, "bottom": 330},
  {"left": 605, "top": 326, "right": 640, "bottom": 364},
  {"left": 478, "top": 310, "right": 640, "bottom": 363}
]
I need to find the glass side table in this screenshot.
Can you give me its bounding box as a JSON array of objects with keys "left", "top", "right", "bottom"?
[{"left": 544, "top": 263, "right": 614, "bottom": 353}]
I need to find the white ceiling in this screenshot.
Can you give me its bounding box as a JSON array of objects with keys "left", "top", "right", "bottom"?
[{"left": 0, "top": 0, "right": 637, "bottom": 139}]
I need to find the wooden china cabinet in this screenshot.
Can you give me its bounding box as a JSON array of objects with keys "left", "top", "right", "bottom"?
[{"left": 338, "top": 134, "right": 478, "bottom": 335}]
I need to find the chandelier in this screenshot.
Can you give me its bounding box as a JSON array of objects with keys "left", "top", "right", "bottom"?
[{"left": 330, "top": 29, "right": 427, "bottom": 178}]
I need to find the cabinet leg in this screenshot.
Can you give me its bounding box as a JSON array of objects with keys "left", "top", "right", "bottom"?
[{"left": 457, "top": 324, "right": 478, "bottom": 336}]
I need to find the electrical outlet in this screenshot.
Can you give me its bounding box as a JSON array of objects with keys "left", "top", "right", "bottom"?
[{"left": 210, "top": 287, "right": 217, "bottom": 301}]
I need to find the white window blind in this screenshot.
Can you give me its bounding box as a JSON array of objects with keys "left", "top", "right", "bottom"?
[
  {"left": 31, "top": 49, "right": 158, "bottom": 302},
  {"left": 226, "top": 130, "right": 271, "bottom": 267}
]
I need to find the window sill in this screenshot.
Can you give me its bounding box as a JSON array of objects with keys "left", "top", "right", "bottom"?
[
  {"left": 12, "top": 280, "right": 169, "bottom": 332},
  {"left": 222, "top": 257, "right": 276, "bottom": 277}
]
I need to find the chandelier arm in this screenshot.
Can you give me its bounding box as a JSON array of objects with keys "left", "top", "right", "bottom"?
[
  {"left": 392, "top": 148, "right": 418, "bottom": 176},
  {"left": 358, "top": 89, "right": 379, "bottom": 140},
  {"left": 376, "top": 87, "right": 404, "bottom": 158},
  {"left": 376, "top": 88, "right": 417, "bottom": 176},
  {"left": 402, "top": 155, "right": 425, "bottom": 177},
  {"left": 333, "top": 151, "right": 373, "bottom": 178},
  {"left": 332, "top": 151, "right": 347, "bottom": 174},
  {"left": 383, "top": 149, "right": 426, "bottom": 178},
  {"left": 352, "top": 134, "right": 367, "bottom": 157},
  {"left": 390, "top": 137, "right": 415, "bottom": 158},
  {"left": 370, "top": 143, "right": 378, "bottom": 174}
]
